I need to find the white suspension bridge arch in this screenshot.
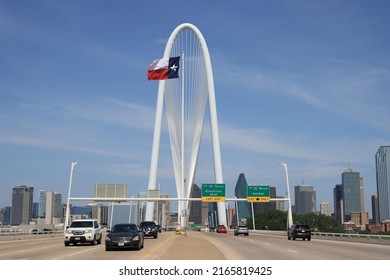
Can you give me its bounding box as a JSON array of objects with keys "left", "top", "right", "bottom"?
[{"left": 145, "top": 23, "right": 227, "bottom": 228}]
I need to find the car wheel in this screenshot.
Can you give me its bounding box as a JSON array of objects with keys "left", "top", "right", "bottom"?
[
  {"left": 64, "top": 241, "right": 70, "bottom": 246},
  {"left": 246, "top": 233, "right": 249, "bottom": 236},
  {"left": 154, "top": 234, "right": 158, "bottom": 239},
  {"left": 308, "top": 237, "right": 311, "bottom": 241},
  {"left": 105, "top": 246, "right": 111, "bottom": 251}
]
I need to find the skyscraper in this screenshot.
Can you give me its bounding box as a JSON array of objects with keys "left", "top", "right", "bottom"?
[
  {"left": 294, "top": 184, "right": 316, "bottom": 215},
  {"left": 371, "top": 194, "right": 380, "bottom": 225},
  {"left": 253, "top": 186, "right": 277, "bottom": 214},
  {"left": 333, "top": 184, "right": 343, "bottom": 224},
  {"left": 45, "top": 192, "right": 62, "bottom": 224},
  {"left": 38, "top": 190, "right": 46, "bottom": 219},
  {"left": 360, "top": 177, "right": 365, "bottom": 212},
  {"left": 11, "top": 186, "right": 34, "bottom": 226},
  {"left": 234, "top": 173, "right": 251, "bottom": 220},
  {"left": 341, "top": 167, "right": 361, "bottom": 222},
  {"left": 375, "top": 146, "right": 390, "bottom": 222},
  {"left": 189, "top": 184, "right": 207, "bottom": 225}
]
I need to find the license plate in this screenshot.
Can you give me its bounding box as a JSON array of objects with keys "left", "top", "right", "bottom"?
[
  {"left": 118, "top": 242, "right": 124, "bottom": 246},
  {"left": 301, "top": 230, "right": 305, "bottom": 232},
  {"left": 75, "top": 237, "right": 80, "bottom": 240}
]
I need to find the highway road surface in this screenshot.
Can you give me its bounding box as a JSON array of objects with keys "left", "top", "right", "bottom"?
[{"left": 0, "top": 230, "right": 389, "bottom": 260}]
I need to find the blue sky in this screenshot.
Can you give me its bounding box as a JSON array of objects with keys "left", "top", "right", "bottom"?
[{"left": 0, "top": 0, "right": 389, "bottom": 216}]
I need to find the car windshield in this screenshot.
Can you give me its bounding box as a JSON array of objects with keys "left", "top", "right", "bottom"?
[
  {"left": 70, "top": 221, "right": 93, "bottom": 228},
  {"left": 111, "top": 224, "right": 138, "bottom": 233}
]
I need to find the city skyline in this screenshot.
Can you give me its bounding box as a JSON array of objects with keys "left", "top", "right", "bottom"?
[
  {"left": 0, "top": 163, "right": 379, "bottom": 218},
  {"left": 1, "top": 1, "right": 389, "bottom": 214},
  {"left": 0, "top": 162, "right": 383, "bottom": 227}
]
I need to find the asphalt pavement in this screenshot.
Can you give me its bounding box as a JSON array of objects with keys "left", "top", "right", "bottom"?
[{"left": 160, "top": 231, "right": 225, "bottom": 260}]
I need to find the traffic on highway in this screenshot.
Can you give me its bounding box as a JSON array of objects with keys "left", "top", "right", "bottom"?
[{"left": 1, "top": 228, "right": 390, "bottom": 260}]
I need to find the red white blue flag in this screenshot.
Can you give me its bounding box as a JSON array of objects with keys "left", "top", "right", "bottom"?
[{"left": 147, "top": 56, "right": 180, "bottom": 80}]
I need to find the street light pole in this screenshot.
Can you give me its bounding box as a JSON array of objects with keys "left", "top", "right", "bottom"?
[
  {"left": 225, "top": 202, "right": 230, "bottom": 229},
  {"left": 235, "top": 196, "right": 240, "bottom": 226},
  {"left": 279, "top": 161, "right": 293, "bottom": 229},
  {"left": 128, "top": 196, "right": 135, "bottom": 223},
  {"left": 64, "top": 160, "right": 79, "bottom": 231}
]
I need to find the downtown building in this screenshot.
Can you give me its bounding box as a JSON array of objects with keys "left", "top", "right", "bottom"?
[
  {"left": 294, "top": 184, "right": 316, "bottom": 215},
  {"left": 371, "top": 194, "right": 380, "bottom": 224},
  {"left": 11, "top": 186, "right": 34, "bottom": 226},
  {"left": 45, "top": 191, "right": 62, "bottom": 225},
  {"left": 189, "top": 184, "right": 208, "bottom": 226},
  {"left": 234, "top": 173, "right": 279, "bottom": 224},
  {"left": 375, "top": 146, "right": 390, "bottom": 222},
  {"left": 320, "top": 201, "right": 332, "bottom": 216},
  {"left": 37, "top": 190, "right": 63, "bottom": 225},
  {"left": 234, "top": 173, "right": 251, "bottom": 222},
  {"left": 342, "top": 167, "right": 362, "bottom": 222},
  {"left": 334, "top": 166, "right": 368, "bottom": 229}
]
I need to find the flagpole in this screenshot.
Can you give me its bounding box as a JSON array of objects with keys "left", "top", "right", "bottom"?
[{"left": 181, "top": 50, "right": 185, "bottom": 229}]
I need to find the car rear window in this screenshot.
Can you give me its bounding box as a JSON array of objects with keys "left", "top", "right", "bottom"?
[
  {"left": 140, "top": 222, "right": 156, "bottom": 227},
  {"left": 297, "top": 225, "right": 310, "bottom": 229},
  {"left": 70, "top": 221, "right": 93, "bottom": 228},
  {"left": 112, "top": 224, "right": 137, "bottom": 233}
]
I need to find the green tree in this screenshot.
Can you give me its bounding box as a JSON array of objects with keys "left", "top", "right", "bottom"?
[
  {"left": 247, "top": 210, "right": 287, "bottom": 230},
  {"left": 294, "top": 212, "right": 343, "bottom": 232},
  {"left": 246, "top": 210, "right": 344, "bottom": 232}
]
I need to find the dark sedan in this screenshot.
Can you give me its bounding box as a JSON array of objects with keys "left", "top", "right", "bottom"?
[{"left": 105, "top": 223, "right": 144, "bottom": 251}]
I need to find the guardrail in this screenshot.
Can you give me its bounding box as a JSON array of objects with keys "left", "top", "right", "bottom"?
[
  {"left": 2, "top": 228, "right": 390, "bottom": 245},
  {"left": 250, "top": 229, "right": 390, "bottom": 245},
  {"left": 311, "top": 231, "right": 390, "bottom": 245},
  {"left": 0, "top": 230, "right": 64, "bottom": 240}
]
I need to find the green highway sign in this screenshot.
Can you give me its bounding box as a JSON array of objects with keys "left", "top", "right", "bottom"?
[
  {"left": 247, "top": 185, "right": 270, "bottom": 202},
  {"left": 201, "top": 183, "right": 226, "bottom": 202}
]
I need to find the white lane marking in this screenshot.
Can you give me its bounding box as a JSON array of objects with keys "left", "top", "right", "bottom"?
[{"left": 54, "top": 246, "right": 99, "bottom": 260}]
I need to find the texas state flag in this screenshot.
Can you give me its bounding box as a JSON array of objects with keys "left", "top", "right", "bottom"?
[{"left": 147, "top": 56, "right": 180, "bottom": 80}]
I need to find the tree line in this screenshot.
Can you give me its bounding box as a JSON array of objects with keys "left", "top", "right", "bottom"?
[{"left": 246, "top": 210, "right": 344, "bottom": 232}]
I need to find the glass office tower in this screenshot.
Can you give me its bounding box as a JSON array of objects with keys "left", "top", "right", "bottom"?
[
  {"left": 376, "top": 146, "right": 390, "bottom": 222},
  {"left": 341, "top": 168, "right": 361, "bottom": 222}
]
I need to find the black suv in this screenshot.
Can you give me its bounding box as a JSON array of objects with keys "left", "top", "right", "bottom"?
[
  {"left": 139, "top": 221, "right": 158, "bottom": 239},
  {"left": 287, "top": 224, "right": 311, "bottom": 241}
]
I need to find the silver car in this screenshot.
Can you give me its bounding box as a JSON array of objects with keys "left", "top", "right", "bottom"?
[{"left": 234, "top": 225, "right": 249, "bottom": 236}]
